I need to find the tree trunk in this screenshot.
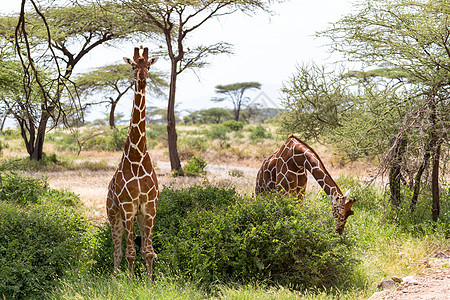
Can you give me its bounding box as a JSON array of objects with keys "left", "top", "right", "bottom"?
[
  {"left": 30, "top": 110, "right": 51, "bottom": 161},
  {"left": 389, "top": 137, "right": 407, "bottom": 206},
  {"left": 167, "top": 61, "right": 181, "bottom": 171},
  {"left": 109, "top": 101, "right": 117, "bottom": 129},
  {"left": 431, "top": 141, "right": 441, "bottom": 221},
  {"left": 411, "top": 140, "right": 432, "bottom": 212}
]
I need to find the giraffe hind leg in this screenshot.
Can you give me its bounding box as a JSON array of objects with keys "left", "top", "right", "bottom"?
[
  {"left": 136, "top": 213, "right": 155, "bottom": 282},
  {"left": 123, "top": 216, "right": 137, "bottom": 278}
]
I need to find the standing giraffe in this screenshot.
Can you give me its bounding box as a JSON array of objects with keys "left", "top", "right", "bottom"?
[
  {"left": 255, "top": 135, "right": 356, "bottom": 234},
  {"left": 106, "top": 47, "right": 159, "bottom": 281}
]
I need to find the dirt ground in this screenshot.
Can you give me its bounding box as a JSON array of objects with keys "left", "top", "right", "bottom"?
[{"left": 370, "top": 251, "right": 450, "bottom": 300}]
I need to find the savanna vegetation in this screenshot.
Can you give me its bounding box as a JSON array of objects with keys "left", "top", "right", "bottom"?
[{"left": 0, "top": 0, "right": 449, "bottom": 299}]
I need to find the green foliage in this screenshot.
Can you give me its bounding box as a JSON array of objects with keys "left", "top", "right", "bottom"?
[
  {"left": 249, "top": 125, "right": 271, "bottom": 141},
  {"left": 178, "top": 137, "right": 207, "bottom": 159},
  {"left": 222, "top": 120, "right": 245, "bottom": 131},
  {"left": 0, "top": 153, "right": 69, "bottom": 171},
  {"left": 0, "top": 173, "right": 90, "bottom": 299},
  {"left": 206, "top": 124, "right": 230, "bottom": 140},
  {"left": 154, "top": 185, "right": 357, "bottom": 290},
  {"left": 183, "top": 156, "right": 207, "bottom": 177},
  {"left": 45, "top": 273, "right": 207, "bottom": 300},
  {"left": 1, "top": 129, "right": 21, "bottom": 140},
  {"left": 0, "top": 172, "right": 47, "bottom": 205}
]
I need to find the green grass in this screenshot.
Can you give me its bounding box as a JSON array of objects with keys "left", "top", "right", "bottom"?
[{"left": 46, "top": 272, "right": 207, "bottom": 300}]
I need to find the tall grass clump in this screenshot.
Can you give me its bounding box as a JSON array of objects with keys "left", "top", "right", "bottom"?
[
  {"left": 45, "top": 273, "right": 207, "bottom": 300},
  {"left": 0, "top": 173, "right": 90, "bottom": 299}
]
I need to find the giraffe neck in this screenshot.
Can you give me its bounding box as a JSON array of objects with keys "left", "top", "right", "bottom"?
[
  {"left": 292, "top": 140, "right": 343, "bottom": 205},
  {"left": 124, "top": 88, "right": 147, "bottom": 160}
]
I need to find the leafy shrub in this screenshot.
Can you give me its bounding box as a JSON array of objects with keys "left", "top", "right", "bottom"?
[
  {"left": 154, "top": 185, "right": 357, "bottom": 290},
  {"left": 183, "top": 156, "right": 207, "bottom": 177},
  {"left": 1, "top": 129, "right": 21, "bottom": 140},
  {"left": 206, "top": 124, "right": 230, "bottom": 140},
  {"left": 81, "top": 127, "right": 128, "bottom": 151},
  {"left": 147, "top": 124, "right": 167, "bottom": 148},
  {"left": 178, "top": 137, "right": 207, "bottom": 159},
  {"left": 0, "top": 153, "right": 69, "bottom": 172},
  {"left": 249, "top": 125, "right": 271, "bottom": 141},
  {"left": 0, "top": 173, "right": 90, "bottom": 299},
  {"left": 0, "top": 172, "right": 47, "bottom": 205},
  {"left": 222, "top": 120, "right": 245, "bottom": 131}
]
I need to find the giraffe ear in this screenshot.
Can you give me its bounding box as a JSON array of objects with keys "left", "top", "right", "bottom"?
[
  {"left": 149, "top": 57, "right": 158, "bottom": 66},
  {"left": 343, "top": 190, "right": 351, "bottom": 199},
  {"left": 123, "top": 57, "right": 135, "bottom": 66}
]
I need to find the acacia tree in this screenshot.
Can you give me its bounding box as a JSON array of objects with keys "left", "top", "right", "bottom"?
[
  {"left": 0, "top": 1, "right": 156, "bottom": 160},
  {"left": 212, "top": 82, "right": 261, "bottom": 121},
  {"left": 283, "top": 0, "right": 449, "bottom": 220},
  {"left": 124, "top": 0, "right": 281, "bottom": 171},
  {"left": 75, "top": 63, "right": 168, "bottom": 128}
]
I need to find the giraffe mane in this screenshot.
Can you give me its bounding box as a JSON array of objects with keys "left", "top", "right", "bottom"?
[{"left": 288, "top": 135, "right": 343, "bottom": 195}]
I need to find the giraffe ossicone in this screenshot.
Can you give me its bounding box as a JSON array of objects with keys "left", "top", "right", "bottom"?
[
  {"left": 106, "top": 47, "right": 159, "bottom": 281},
  {"left": 255, "top": 135, "right": 356, "bottom": 234}
]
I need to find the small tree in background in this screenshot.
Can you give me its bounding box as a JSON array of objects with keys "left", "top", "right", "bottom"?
[
  {"left": 75, "top": 64, "right": 168, "bottom": 128},
  {"left": 212, "top": 82, "right": 261, "bottom": 121}
]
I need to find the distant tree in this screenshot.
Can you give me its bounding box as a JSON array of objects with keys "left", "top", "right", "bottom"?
[
  {"left": 199, "top": 108, "right": 231, "bottom": 124},
  {"left": 75, "top": 63, "right": 167, "bottom": 128},
  {"left": 183, "top": 110, "right": 201, "bottom": 125},
  {"left": 146, "top": 106, "right": 170, "bottom": 125},
  {"left": 124, "top": 0, "right": 280, "bottom": 171},
  {"left": 212, "top": 82, "right": 261, "bottom": 121}
]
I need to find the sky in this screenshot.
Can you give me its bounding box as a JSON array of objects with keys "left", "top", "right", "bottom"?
[{"left": 3, "top": 0, "right": 355, "bottom": 122}]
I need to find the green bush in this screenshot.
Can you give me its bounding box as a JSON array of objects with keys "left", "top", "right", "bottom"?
[
  {"left": 0, "top": 173, "right": 90, "bottom": 299},
  {"left": 222, "top": 120, "right": 245, "bottom": 131},
  {"left": 183, "top": 156, "right": 207, "bottom": 177},
  {"left": 249, "top": 125, "right": 271, "bottom": 141},
  {"left": 147, "top": 124, "right": 167, "bottom": 148},
  {"left": 0, "top": 154, "right": 70, "bottom": 172},
  {"left": 154, "top": 185, "right": 357, "bottom": 290},
  {"left": 206, "top": 124, "right": 230, "bottom": 140},
  {"left": 81, "top": 127, "right": 128, "bottom": 151},
  {"left": 1, "top": 129, "right": 21, "bottom": 140},
  {"left": 0, "top": 172, "right": 47, "bottom": 205}
]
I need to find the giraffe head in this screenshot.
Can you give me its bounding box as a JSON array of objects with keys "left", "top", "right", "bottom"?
[
  {"left": 332, "top": 190, "right": 356, "bottom": 235},
  {"left": 123, "top": 47, "right": 158, "bottom": 91}
]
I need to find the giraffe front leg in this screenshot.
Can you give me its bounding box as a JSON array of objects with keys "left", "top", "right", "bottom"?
[{"left": 107, "top": 201, "right": 123, "bottom": 277}]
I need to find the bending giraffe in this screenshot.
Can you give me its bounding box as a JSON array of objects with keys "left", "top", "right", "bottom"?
[
  {"left": 255, "top": 135, "right": 356, "bottom": 234},
  {"left": 106, "top": 47, "right": 159, "bottom": 281}
]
